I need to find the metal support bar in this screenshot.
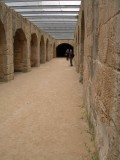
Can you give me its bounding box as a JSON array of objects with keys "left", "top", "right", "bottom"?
[
  {"left": 24, "top": 15, "right": 77, "bottom": 19},
  {"left": 2, "top": 0, "right": 80, "bottom": 2},
  {"left": 44, "top": 30, "right": 74, "bottom": 33},
  {"left": 29, "top": 19, "right": 77, "bottom": 22},
  {"left": 9, "top": 5, "right": 80, "bottom": 9},
  {"left": 17, "top": 11, "right": 79, "bottom": 14}
]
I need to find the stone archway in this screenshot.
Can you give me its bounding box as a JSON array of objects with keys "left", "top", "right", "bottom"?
[
  {"left": 56, "top": 43, "right": 73, "bottom": 57},
  {"left": 40, "top": 35, "right": 45, "bottom": 63},
  {"left": 14, "top": 28, "right": 27, "bottom": 72},
  {"left": 0, "top": 20, "right": 6, "bottom": 81},
  {"left": 46, "top": 39, "right": 49, "bottom": 61},
  {"left": 30, "top": 33, "right": 38, "bottom": 67}
]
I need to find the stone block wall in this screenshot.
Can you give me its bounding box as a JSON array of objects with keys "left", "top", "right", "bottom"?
[
  {"left": 74, "top": 0, "right": 120, "bottom": 159},
  {"left": 0, "top": 3, "right": 56, "bottom": 82}
]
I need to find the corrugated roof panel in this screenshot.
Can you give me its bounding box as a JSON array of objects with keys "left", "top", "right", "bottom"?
[{"left": 1, "top": 0, "right": 81, "bottom": 39}]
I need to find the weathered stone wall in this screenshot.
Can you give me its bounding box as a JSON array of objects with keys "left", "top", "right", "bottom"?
[
  {"left": 0, "top": 3, "right": 14, "bottom": 81},
  {"left": 0, "top": 3, "right": 72, "bottom": 82},
  {"left": 75, "top": 0, "right": 120, "bottom": 159},
  {"left": 0, "top": 3, "right": 55, "bottom": 81}
]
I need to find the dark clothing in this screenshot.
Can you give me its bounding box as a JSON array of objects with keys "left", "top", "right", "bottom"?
[
  {"left": 70, "top": 58, "right": 73, "bottom": 66},
  {"left": 69, "top": 50, "right": 74, "bottom": 66}
]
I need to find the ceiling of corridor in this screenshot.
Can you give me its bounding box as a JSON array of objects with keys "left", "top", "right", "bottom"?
[{"left": 1, "top": 0, "right": 81, "bottom": 39}]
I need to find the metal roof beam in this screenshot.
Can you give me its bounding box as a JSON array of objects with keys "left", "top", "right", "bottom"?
[
  {"left": 50, "top": 34, "right": 74, "bottom": 38},
  {"left": 2, "top": 0, "right": 80, "bottom": 2},
  {"left": 37, "top": 25, "right": 75, "bottom": 30},
  {"left": 34, "top": 21, "right": 76, "bottom": 23},
  {"left": 38, "top": 27, "right": 75, "bottom": 30},
  {"left": 44, "top": 27, "right": 75, "bottom": 32},
  {"left": 17, "top": 11, "right": 78, "bottom": 14},
  {"left": 37, "top": 23, "right": 75, "bottom": 26},
  {"left": 36, "top": 23, "right": 76, "bottom": 28},
  {"left": 38, "top": 25, "right": 74, "bottom": 28},
  {"left": 50, "top": 33, "right": 74, "bottom": 36},
  {"left": 24, "top": 15, "right": 77, "bottom": 19},
  {"left": 51, "top": 34, "right": 74, "bottom": 36},
  {"left": 30, "top": 19, "right": 77, "bottom": 22},
  {"left": 9, "top": 5, "right": 80, "bottom": 9},
  {"left": 35, "top": 24, "right": 76, "bottom": 27},
  {"left": 45, "top": 31, "right": 74, "bottom": 33}
]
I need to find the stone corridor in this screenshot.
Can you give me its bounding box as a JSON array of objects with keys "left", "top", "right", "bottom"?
[
  {"left": 1, "top": 0, "right": 120, "bottom": 159},
  {"left": 0, "top": 58, "right": 95, "bottom": 160}
]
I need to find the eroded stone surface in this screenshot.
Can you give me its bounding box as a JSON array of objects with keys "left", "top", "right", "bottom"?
[{"left": 74, "top": 0, "right": 120, "bottom": 159}]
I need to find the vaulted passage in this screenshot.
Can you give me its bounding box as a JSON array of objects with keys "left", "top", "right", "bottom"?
[
  {"left": 0, "top": 20, "right": 6, "bottom": 81},
  {"left": 40, "top": 36, "right": 45, "bottom": 63},
  {"left": 14, "top": 29, "right": 27, "bottom": 72},
  {"left": 56, "top": 43, "right": 73, "bottom": 57},
  {"left": 0, "top": 1, "right": 120, "bottom": 159},
  {"left": 30, "top": 33, "right": 38, "bottom": 67}
]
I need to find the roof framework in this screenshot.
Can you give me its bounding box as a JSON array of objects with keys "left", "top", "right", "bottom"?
[{"left": 1, "top": 0, "right": 81, "bottom": 39}]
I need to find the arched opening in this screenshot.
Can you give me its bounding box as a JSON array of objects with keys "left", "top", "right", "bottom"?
[
  {"left": 0, "top": 20, "right": 6, "bottom": 81},
  {"left": 14, "top": 28, "right": 27, "bottom": 72},
  {"left": 56, "top": 43, "right": 73, "bottom": 57},
  {"left": 30, "top": 33, "right": 38, "bottom": 67},
  {"left": 53, "top": 43, "right": 56, "bottom": 58},
  {"left": 40, "top": 35, "right": 45, "bottom": 63},
  {"left": 46, "top": 39, "right": 49, "bottom": 61},
  {"left": 80, "top": 11, "right": 85, "bottom": 83}
]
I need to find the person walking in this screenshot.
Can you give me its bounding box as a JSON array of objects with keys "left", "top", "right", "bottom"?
[{"left": 69, "top": 49, "right": 74, "bottom": 66}]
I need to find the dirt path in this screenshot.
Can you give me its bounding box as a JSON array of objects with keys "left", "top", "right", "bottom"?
[{"left": 0, "top": 58, "right": 95, "bottom": 160}]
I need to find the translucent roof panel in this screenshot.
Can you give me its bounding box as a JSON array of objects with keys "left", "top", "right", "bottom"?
[{"left": 1, "top": 0, "right": 81, "bottom": 39}]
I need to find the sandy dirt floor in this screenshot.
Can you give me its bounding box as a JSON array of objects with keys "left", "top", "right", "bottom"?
[{"left": 0, "top": 58, "right": 95, "bottom": 160}]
